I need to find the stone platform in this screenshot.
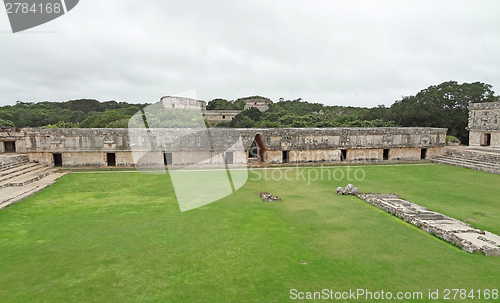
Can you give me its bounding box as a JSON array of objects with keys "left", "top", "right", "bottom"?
[
  {"left": 0, "top": 153, "right": 70, "bottom": 210},
  {"left": 431, "top": 146, "right": 500, "bottom": 174},
  {"left": 358, "top": 193, "right": 500, "bottom": 256}
]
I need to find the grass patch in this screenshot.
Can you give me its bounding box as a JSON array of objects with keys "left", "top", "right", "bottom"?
[{"left": 0, "top": 164, "right": 499, "bottom": 302}]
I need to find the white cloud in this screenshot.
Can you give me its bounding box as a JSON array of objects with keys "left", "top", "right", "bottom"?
[{"left": 1, "top": 0, "right": 500, "bottom": 107}]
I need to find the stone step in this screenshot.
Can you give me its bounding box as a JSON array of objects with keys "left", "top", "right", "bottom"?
[
  {"left": 432, "top": 157, "right": 500, "bottom": 174},
  {"left": 0, "top": 163, "right": 42, "bottom": 183},
  {"left": 443, "top": 150, "right": 500, "bottom": 164},
  {"left": 442, "top": 153, "right": 500, "bottom": 164},
  {"left": 432, "top": 157, "right": 495, "bottom": 168},
  {"left": 0, "top": 171, "right": 70, "bottom": 210},
  {"left": 0, "top": 167, "right": 57, "bottom": 189},
  {"left": 433, "top": 156, "right": 500, "bottom": 169},
  {"left": 0, "top": 154, "right": 30, "bottom": 172}
]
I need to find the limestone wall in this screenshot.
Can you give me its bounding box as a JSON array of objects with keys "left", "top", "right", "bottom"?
[
  {"left": 469, "top": 130, "right": 500, "bottom": 147},
  {"left": 468, "top": 101, "right": 500, "bottom": 131},
  {"left": 0, "top": 127, "right": 446, "bottom": 167},
  {"left": 203, "top": 110, "right": 241, "bottom": 122}
]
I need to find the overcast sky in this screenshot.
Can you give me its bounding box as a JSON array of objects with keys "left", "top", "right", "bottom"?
[{"left": 1, "top": 0, "right": 499, "bottom": 107}]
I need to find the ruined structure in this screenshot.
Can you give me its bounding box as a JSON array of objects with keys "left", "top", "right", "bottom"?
[
  {"left": 1, "top": 127, "right": 445, "bottom": 167},
  {"left": 160, "top": 96, "right": 272, "bottom": 123},
  {"left": 243, "top": 98, "right": 272, "bottom": 111},
  {"left": 359, "top": 193, "right": 500, "bottom": 256},
  {"left": 203, "top": 110, "right": 241, "bottom": 123},
  {"left": 468, "top": 101, "right": 500, "bottom": 147},
  {"left": 431, "top": 101, "right": 500, "bottom": 174},
  {"left": 160, "top": 96, "right": 207, "bottom": 110}
]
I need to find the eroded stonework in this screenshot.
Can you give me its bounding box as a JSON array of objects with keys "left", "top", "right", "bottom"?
[
  {"left": 1, "top": 127, "right": 445, "bottom": 167},
  {"left": 468, "top": 101, "right": 500, "bottom": 147},
  {"left": 359, "top": 193, "right": 500, "bottom": 256}
]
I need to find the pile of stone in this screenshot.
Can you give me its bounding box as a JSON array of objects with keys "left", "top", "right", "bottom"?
[
  {"left": 336, "top": 184, "right": 360, "bottom": 196},
  {"left": 258, "top": 192, "right": 281, "bottom": 202}
]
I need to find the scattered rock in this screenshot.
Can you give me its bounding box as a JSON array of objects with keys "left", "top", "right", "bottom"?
[
  {"left": 336, "top": 184, "right": 360, "bottom": 196},
  {"left": 258, "top": 192, "right": 281, "bottom": 202}
]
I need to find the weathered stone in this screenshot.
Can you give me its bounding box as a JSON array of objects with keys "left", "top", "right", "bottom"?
[
  {"left": 336, "top": 187, "right": 344, "bottom": 195},
  {"left": 468, "top": 101, "right": 500, "bottom": 147},
  {"left": 258, "top": 192, "right": 281, "bottom": 202},
  {"left": 1, "top": 126, "right": 446, "bottom": 167},
  {"left": 358, "top": 193, "right": 500, "bottom": 256},
  {"left": 337, "top": 184, "right": 360, "bottom": 196}
]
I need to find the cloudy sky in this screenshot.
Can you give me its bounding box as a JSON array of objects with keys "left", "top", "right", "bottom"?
[{"left": 1, "top": 0, "right": 499, "bottom": 107}]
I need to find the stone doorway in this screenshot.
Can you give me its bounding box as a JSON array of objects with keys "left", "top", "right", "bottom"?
[
  {"left": 53, "top": 153, "right": 62, "bottom": 167},
  {"left": 4, "top": 141, "right": 15, "bottom": 153},
  {"left": 421, "top": 148, "right": 427, "bottom": 160},
  {"left": 341, "top": 150, "right": 347, "bottom": 161},
  {"left": 282, "top": 150, "right": 289, "bottom": 163},
  {"left": 383, "top": 149, "right": 389, "bottom": 160},
  {"left": 164, "top": 152, "right": 172, "bottom": 165},
  {"left": 225, "top": 151, "right": 233, "bottom": 164},
  {"left": 482, "top": 133, "right": 491, "bottom": 147},
  {"left": 107, "top": 153, "right": 116, "bottom": 166}
]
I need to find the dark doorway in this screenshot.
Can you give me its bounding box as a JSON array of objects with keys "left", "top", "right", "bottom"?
[
  {"left": 421, "top": 148, "right": 427, "bottom": 160},
  {"left": 341, "top": 150, "right": 347, "bottom": 161},
  {"left": 107, "top": 153, "right": 116, "bottom": 166},
  {"left": 53, "top": 153, "right": 62, "bottom": 167},
  {"left": 485, "top": 133, "right": 491, "bottom": 147},
  {"left": 282, "top": 151, "right": 289, "bottom": 163},
  {"left": 225, "top": 152, "right": 233, "bottom": 164},
  {"left": 164, "top": 152, "right": 172, "bottom": 165},
  {"left": 383, "top": 149, "right": 389, "bottom": 160},
  {"left": 4, "top": 141, "right": 15, "bottom": 153}
]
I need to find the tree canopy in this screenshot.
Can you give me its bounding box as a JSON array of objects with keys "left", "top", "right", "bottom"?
[{"left": 0, "top": 81, "right": 497, "bottom": 144}]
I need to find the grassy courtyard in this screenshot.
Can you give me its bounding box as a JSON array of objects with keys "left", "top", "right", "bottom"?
[{"left": 0, "top": 164, "right": 499, "bottom": 302}]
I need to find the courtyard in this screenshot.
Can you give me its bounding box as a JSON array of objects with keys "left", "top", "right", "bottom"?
[{"left": 0, "top": 164, "right": 499, "bottom": 302}]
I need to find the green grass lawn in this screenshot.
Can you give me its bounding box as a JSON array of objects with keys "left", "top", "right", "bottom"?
[{"left": 0, "top": 164, "right": 499, "bottom": 302}]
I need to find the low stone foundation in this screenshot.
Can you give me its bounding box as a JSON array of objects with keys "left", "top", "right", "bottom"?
[{"left": 358, "top": 193, "right": 500, "bottom": 256}]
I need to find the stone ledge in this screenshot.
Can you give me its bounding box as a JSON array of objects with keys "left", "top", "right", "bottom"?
[{"left": 358, "top": 193, "right": 500, "bottom": 256}]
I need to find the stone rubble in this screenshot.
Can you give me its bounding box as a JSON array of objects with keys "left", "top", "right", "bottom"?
[
  {"left": 336, "top": 184, "right": 360, "bottom": 196},
  {"left": 358, "top": 193, "right": 500, "bottom": 256},
  {"left": 258, "top": 192, "right": 281, "bottom": 202}
]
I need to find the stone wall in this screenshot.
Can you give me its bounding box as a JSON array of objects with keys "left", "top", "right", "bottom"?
[
  {"left": 160, "top": 96, "right": 207, "bottom": 110},
  {"left": 203, "top": 110, "right": 242, "bottom": 123},
  {"left": 243, "top": 98, "right": 272, "bottom": 112},
  {"left": 0, "top": 127, "right": 446, "bottom": 167},
  {"left": 468, "top": 101, "right": 500, "bottom": 147},
  {"left": 0, "top": 127, "right": 27, "bottom": 153}
]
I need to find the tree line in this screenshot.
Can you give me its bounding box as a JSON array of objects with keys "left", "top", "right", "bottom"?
[{"left": 0, "top": 81, "right": 497, "bottom": 144}]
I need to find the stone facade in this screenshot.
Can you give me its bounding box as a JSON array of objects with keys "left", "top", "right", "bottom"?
[
  {"left": 243, "top": 98, "right": 272, "bottom": 111},
  {"left": 160, "top": 96, "right": 207, "bottom": 110},
  {"left": 203, "top": 110, "right": 241, "bottom": 123},
  {"left": 468, "top": 101, "right": 500, "bottom": 147},
  {"left": 0, "top": 127, "right": 446, "bottom": 167}
]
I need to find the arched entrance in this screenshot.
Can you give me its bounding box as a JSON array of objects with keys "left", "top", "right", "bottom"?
[{"left": 248, "top": 134, "right": 267, "bottom": 163}]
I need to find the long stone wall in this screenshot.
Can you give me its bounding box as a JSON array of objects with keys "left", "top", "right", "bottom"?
[{"left": 0, "top": 127, "right": 446, "bottom": 167}]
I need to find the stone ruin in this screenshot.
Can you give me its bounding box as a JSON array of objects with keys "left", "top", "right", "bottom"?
[
  {"left": 336, "top": 184, "right": 360, "bottom": 196},
  {"left": 358, "top": 193, "right": 500, "bottom": 256},
  {"left": 258, "top": 192, "right": 281, "bottom": 202}
]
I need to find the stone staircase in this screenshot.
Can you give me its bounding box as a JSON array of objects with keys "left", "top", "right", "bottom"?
[
  {"left": 431, "top": 147, "right": 500, "bottom": 174},
  {"left": 0, "top": 154, "right": 69, "bottom": 210}
]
